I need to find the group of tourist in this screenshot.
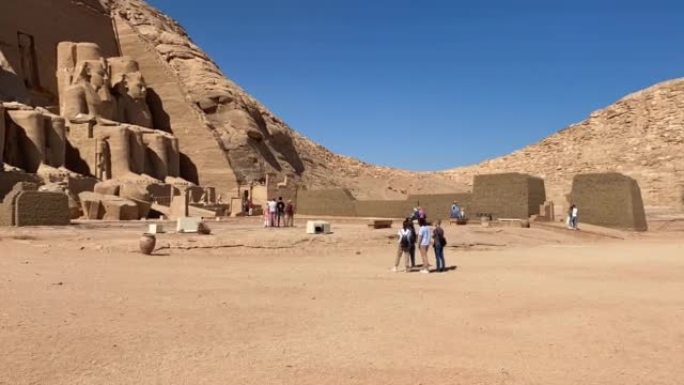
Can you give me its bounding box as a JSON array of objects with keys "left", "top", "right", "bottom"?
[
  {"left": 264, "top": 197, "right": 295, "bottom": 228},
  {"left": 393, "top": 217, "right": 448, "bottom": 273}
]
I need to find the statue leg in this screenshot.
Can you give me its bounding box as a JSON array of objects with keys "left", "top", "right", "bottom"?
[
  {"left": 144, "top": 133, "right": 169, "bottom": 181},
  {"left": 167, "top": 136, "right": 180, "bottom": 178},
  {"left": 7, "top": 109, "right": 45, "bottom": 173},
  {"left": 43, "top": 114, "right": 66, "bottom": 168},
  {"left": 103, "top": 127, "right": 133, "bottom": 178},
  {"left": 128, "top": 127, "right": 146, "bottom": 175}
]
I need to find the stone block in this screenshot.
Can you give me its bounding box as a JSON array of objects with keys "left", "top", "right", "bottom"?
[
  {"left": 306, "top": 220, "right": 331, "bottom": 234},
  {"left": 570, "top": 173, "right": 647, "bottom": 231},
  {"left": 148, "top": 223, "right": 164, "bottom": 234},
  {"left": 471, "top": 173, "right": 546, "bottom": 219},
  {"left": 176, "top": 216, "right": 202, "bottom": 233},
  {"left": 79, "top": 191, "right": 138, "bottom": 220}
]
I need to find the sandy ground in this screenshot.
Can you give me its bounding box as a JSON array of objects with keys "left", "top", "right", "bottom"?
[{"left": 1, "top": 217, "right": 683, "bottom": 385}]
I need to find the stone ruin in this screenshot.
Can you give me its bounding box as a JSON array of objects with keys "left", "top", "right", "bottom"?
[
  {"left": 0, "top": 182, "right": 70, "bottom": 226},
  {"left": 1, "top": 41, "right": 226, "bottom": 225},
  {"left": 470, "top": 173, "right": 546, "bottom": 219},
  {"left": 569, "top": 173, "right": 648, "bottom": 231},
  {"left": 233, "top": 172, "right": 298, "bottom": 216}
]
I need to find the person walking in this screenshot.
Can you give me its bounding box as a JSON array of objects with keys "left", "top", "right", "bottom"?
[
  {"left": 417, "top": 217, "right": 431, "bottom": 273},
  {"left": 276, "top": 197, "right": 285, "bottom": 227},
  {"left": 570, "top": 204, "right": 579, "bottom": 230},
  {"left": 432, "top": 220, "right": 447, "bottom": 272},
  {"left": 392, "top": 222, "right": 412, "bottom": 272},
  {"left": 285, "top": 199, "right": 295, "bottom": 227}
]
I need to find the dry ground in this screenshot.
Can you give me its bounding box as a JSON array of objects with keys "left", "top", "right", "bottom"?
[{"left": 1, "top": 217, "right": 683, "bottom": 385}]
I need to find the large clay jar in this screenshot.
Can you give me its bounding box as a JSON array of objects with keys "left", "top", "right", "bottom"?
[{"left": 139, "top": 233, "right": 156, "bottom": 255}]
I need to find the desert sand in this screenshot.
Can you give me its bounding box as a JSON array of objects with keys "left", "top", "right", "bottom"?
[{"left": 1, "top": 217, "right": 683, "bottom": 385}]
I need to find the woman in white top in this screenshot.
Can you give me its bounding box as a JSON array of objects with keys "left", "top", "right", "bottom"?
[{"left": 417, "top": 218, "right": 431, "bottom": 273}]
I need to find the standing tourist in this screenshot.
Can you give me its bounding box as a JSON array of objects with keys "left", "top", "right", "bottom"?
[
  {"left": 417, "top": 217, "right": 431, "bottom": 273},
  {"left": 570, "top": 204, "right": 579, "bottom": 230},
  {"left": 285, "top": 199, "right": 295, "bottom": 227},
  {"left": 450, "top": 201, "right": 461, "bottom": 219},
  {"left": 276, "top": 197, "right": 285, "bottom": 227},
  {"left": 407, "top": 218, "right": 417, "bottom": 268},
  {"left": 267, "top": 198, "right": 277, "bottom": 227},
  {"left": 263, "top": 202, "right": 270, "bottom": 228},
  {"left": 392, "top": 221, "right": 412, "bottom": 272},
  {"left": 432, "top": 220, "right": 447, "bottom": 272}
]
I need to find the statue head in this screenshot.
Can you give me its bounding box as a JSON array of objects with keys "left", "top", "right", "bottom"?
[
  {"left": 73, "top": 59, "right": 109, "bottom": 89},
  {"left": 119, "top": 72, "right": 147, "bottom": 100},
  {"left": 108, "top": 57, "right": 147, "bottom": 101}
]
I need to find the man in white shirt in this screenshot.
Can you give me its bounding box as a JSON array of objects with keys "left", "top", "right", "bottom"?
[
  {"left": 267, "top": 198, "right": 277, "bottom": 227},
  {"left": 570, "top": 204, "right": 579, "bottom": 230}
]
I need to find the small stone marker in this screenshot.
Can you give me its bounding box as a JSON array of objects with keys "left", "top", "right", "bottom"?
[
  {"left": 306, "top": 220, "right": 331, "bottom": 234},
  {"left": 148, "top": 223, "right": 164, "bottom": 234},
  {"left": 176, "top": 217, "right": 202, "bottom": 233}
]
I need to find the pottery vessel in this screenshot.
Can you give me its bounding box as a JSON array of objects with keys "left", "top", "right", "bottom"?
[{"left": 139, "top": 233, "right": 156, "bottom": 255}]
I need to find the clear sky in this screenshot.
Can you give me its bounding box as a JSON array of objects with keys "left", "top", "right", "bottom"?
[{"left": 147, "top": 0, "right": 684, "bottom": 171}]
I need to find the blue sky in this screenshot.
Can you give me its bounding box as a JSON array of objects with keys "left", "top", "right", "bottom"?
[{"left": 148, "top": 0, "right": 684, "bottom": 171}]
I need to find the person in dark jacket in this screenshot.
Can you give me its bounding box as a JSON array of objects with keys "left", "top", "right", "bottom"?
[{"left": 432, "top": 220, "right": 447, "bottom": 272}]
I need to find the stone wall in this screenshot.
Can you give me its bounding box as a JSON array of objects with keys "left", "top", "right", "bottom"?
[
  {"left": 296, "top": 188, "right": 357, "bottom": 217},
  {"left": 297, "top": 189, "right": 473, "bottom": 219},
  {"left": 354, "top": 199, "right": 412, "bottom": 218},
  {"left": 14, "top": 190, "right": 70, "bottom": 226},
  {"left": 0, "top": 182, "right": 70, "bottom": 226},
  {"left": 266, "top": 173, "right": 297, "bottom": 203},
  {"left": 0, "top": 0, "right": 119, "bottom": 105},
  {"left": 471, "top": 173, "right": 546, "bottom": 219},
  {"left": 408, "top": 193, "right": 473, "bottom": 221},
  {"left": 570, "top": 173, "right": 647, "bottom": 231}
]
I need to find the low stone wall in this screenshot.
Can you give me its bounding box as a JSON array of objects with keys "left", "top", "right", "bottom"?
[
  {"left": 471, "top": 173, "right": 546, "bottom": 219},
  {"left": 355, "top": 200, "right": 412, "bottom": 218},
  {"left": 296, "top": 188, "right": 357, "bottom": 216},
  {"left": 408, "top": 193, "right": 473, "bottom": 220},
  {"left": 570, "top": 173, "right": 647, "bottom": 231},
  {"left": 297, "top": 188, "right": 472, "bottom": 219}
]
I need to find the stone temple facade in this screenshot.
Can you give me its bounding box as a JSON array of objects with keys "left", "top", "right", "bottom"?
[{"left": 0, "top": 0, "right": 304, "bottom": 223}]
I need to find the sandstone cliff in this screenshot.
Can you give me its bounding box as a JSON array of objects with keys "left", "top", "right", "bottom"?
[
  {"left": 108, "top": 0, "right": 683, "bottom": 210},
  {"left": 442, "top": 79, "right": 684, "bottom": 210},
  {"left": 109, "top": 0, "right": 457, "bottom": 200}
]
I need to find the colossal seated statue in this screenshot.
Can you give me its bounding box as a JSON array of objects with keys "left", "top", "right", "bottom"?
[
  {"left": 57, "top": 42, "right": 188, "bottom": 189},
  {"left": 2, "top": 102, "right": 71, "bottom": 181}
]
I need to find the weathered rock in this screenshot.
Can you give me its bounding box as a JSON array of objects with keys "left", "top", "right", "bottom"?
[{"left": 79, "top": 191, "right": 139, "bottom": 220}]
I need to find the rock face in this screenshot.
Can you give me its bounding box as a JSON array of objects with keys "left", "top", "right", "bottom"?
[
  {"left": 4, "top": 0, "right": 677, "bottom": 212},
  {"left": 442, "top": 79, "right": 684, "bottom": 212},
  {"left": 108, "top": 0, "right": 683, "bottom": 211},
  {"left": 106, "top": 0, "right": 459, "bottom": 199}
]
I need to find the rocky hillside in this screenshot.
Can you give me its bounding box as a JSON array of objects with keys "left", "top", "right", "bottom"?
[
  {"left": 108, "top": 0, "right": 458, "bottom": 199},
  {"left": 441, "top": 79, "right": 684, "bottom": 210},
  {"left": 109, "top": 0, "right": 682, "bottom": 210}
]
